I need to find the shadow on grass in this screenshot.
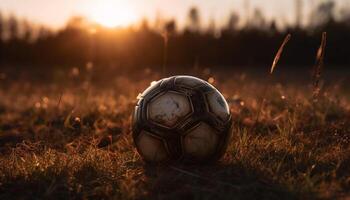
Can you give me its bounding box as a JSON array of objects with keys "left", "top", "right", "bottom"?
[
  {"left": 141, "top": 162, "right": 301, "bottom": 200},
  {"left": 0, "top": 169, "right": 73, "bottom": 199},
  {"left": 0, "top": 164, "right": 121, "bottom": 199}
]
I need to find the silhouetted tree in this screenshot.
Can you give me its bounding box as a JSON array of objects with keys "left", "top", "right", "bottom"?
[
  {"left": 226, "top": 12, "right": 239, "bottom": 32},
  {"left": 0, "top": 11, "right": 3, "bottom": 61},
  {"left": 8, "top": 15, "right": 19, "bottom": 40},
  {"left": 244, "top": 0, "right": 251, "bottom": 28},
  {"left": 0, "top": 12, "right": 3, "bottom": 41},
  {"left": 310, "top": 0, "right": 335, "bottom": 27},
  {"left": 140, "top": 18, "right": 150, "bottom": 31},
  {"left": 269, "top": 20, "right": 278, "bottom": 33},
  {"left": 207, "top": 18, "right": 217, "bottom": 36},
  {"left": 187, "top": 7, "right": 201, "bottom": 32},
  {"left": 21, "top": 20, "right": 33, "bottom": 42},
  {"left": 340, "top": 7, "right": 350, "bottom": 26},
  {"left": 251, "top": 8, "right": 266, "bottom": 29},
  {"left": 37, "top": 26, "right": 51, "bottom": 39},
  {"left": 295, "top": 0, "right": 303, "bottom": 28},
  {"left": 154, "top": 12, "right": 164, "bottom": 32},
  {"left": 66, "top": 16, "right": 87, "bottom": 30},
  {"left": 164, "top": 19, "right": 176, "bottom": 35},
  {"left": 1, "top": 5, "right": 350, "bottom": 69}
]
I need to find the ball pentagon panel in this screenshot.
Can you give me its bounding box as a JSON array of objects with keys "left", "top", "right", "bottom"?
[{"left": 148, "top": 91, "right": 193, "bottom": 128}]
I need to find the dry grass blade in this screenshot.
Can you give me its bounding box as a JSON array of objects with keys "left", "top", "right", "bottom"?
[
  {"left": 255, "top": 34, "right": 291, "bottom": 124},
  {"left": 270, "top": 34, "right": 291, "bottom": 74},
  {"left": 312, "top": 32, "right": 327, "bottom": 102}
]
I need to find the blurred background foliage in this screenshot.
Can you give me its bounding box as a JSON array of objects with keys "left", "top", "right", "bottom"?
[{"left": 0, "top": 0, "right": 349, "bottom": 71}]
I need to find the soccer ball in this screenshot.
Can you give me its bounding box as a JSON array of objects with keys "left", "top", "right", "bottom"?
[{"left": 132, "top": 76, "right": 232, "bottom": 163}]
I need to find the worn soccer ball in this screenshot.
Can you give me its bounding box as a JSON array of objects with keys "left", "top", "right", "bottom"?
[{"left": 132, "top": 76, "right": 232, "bottom": 163}]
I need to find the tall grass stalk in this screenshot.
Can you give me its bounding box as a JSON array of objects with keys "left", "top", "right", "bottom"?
[
  {"left": 312, "top": 32, "right": 327, "bottom": 103},
  {"left": 255, "top": 34, "right": 291, "bottom": 124},
  {"left": 270, "top": 34, "right": 292, "bottom": 74}
]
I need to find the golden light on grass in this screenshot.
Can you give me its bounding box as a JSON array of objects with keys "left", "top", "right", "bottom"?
[
  {"left": 71, "top": 67, "right": 80, "bottom": 77},
  {"left": 86, "top": 62, "right": 94, "bottom": 71},
  {"left": 240, "top": 101, "right": 245, "bottom": 106},
  {"left": 86, "top": 0, "right": 137, "bottom": 28},
  {"left": 1, "top": 69, "right": 350, "bottom": 198},
  {"left": 35, "top": 102, "right": 41, "bottom": 109},
  {"left": 208, "top": 77, "right": 215, "bottom": 84}
]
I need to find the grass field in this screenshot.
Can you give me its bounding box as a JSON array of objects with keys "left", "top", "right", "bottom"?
[{"left": 0, "top": 66, "right": 350, "bottom": 199}]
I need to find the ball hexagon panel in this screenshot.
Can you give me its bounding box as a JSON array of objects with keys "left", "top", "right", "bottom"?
[
  {"left": 206, "top": 91, "right": 230, "bottom": 122},
  {"left": 183, "top": 122, "right": 219, "bottom": 159},
  {"left": 148, "top": 91, "right": 193, "bottom": 128},
  {"left": 175, "top": 76, "right": 205, "bottom": 88},
  {"left": 136, "top": 131, "right": 168, "bottom": 162}
]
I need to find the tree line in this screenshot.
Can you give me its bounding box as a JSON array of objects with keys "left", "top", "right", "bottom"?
[{"left": 0, "top": 0, "right": 349, "bottom": 70}]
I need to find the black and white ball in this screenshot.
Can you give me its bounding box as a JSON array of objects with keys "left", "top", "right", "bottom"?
[{"left": 132, "top": 76, "right": 232, "bottom": 163}]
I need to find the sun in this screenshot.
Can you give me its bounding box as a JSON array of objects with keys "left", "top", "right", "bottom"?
[{"left": 86, "top": 0, "right": 137, "bottom": 28}]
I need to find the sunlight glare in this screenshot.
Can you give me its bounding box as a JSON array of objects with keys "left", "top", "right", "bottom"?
[{"left": 87, "top": 0, "right": 137, "bottom": 28}]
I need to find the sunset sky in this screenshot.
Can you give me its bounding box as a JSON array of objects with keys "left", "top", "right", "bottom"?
[{"left": 0, "top": 0, "right": 348, "bottom": 29}]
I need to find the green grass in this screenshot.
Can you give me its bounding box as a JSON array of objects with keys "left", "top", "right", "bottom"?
[{"left": 0, "top": 68, "right": 350, "bottom": 199}]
